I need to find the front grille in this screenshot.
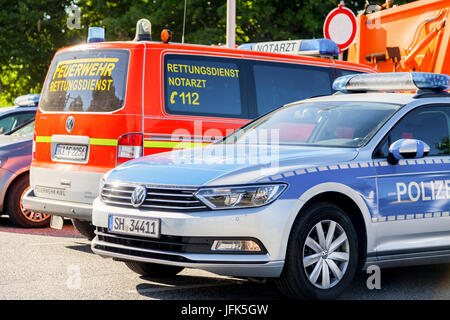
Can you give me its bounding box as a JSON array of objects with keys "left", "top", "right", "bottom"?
[
  {"left": 101, "top": 183, "right": 208, "bottom": 211},
  {"left": 96, "top": 227, "right": 213, "bottom": 254}
]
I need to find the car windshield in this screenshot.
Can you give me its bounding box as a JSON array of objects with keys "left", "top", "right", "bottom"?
[
  {"left": 11, "top": 121, "right": 35, "bottom": 136},
  {"left": 221, "top": 101, "right": 401, "bottom": 148}
]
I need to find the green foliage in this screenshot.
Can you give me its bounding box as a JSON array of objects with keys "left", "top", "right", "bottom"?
[{"left": 0, "top": 0, "right": 415, "bottom": 102}]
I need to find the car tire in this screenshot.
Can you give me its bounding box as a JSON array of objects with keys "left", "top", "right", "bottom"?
[
  {"left": 7, "top": 174, "right": 50, "bottom": 228},
  {"left": 276, "top": 202, "right": 359, "bottom": 300},
  {"left": 71, "top": 218, "right": 96, "bottom": 240},
  {"left": 124, "top": 261, "right": 184, "bottom": 278}
]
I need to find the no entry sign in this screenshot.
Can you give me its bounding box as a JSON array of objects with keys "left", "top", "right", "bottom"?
[{"left": 323, "top": 3, "right": 357, "bottom": 52}]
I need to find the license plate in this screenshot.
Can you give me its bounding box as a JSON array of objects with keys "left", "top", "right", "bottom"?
[
  {"left": 55, "top": 144, "right": 87, "bottom": 161},
  {"left": 108, "top": 215, "right": 160, "bottom": 238}
]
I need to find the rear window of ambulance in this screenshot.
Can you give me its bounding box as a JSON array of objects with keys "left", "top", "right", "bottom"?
[
  {"left": 40, "top": 49, "right": 129, "bottom": 112},
  {"left": 163, "top": 54, "right": 246, "bottom": 118}
]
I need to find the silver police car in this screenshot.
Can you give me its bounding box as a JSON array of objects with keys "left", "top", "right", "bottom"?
[{"left": 91, "top": 73, "right": 450, "bottom": 299}]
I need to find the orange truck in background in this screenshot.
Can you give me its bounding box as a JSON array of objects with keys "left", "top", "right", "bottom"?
[{"left": 347, "top": 0, "right": 450, "bottom": 75}]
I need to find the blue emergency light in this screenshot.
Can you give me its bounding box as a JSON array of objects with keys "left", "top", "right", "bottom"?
[
  {"left": 88, "top": 27, "right": 105, "bottom": 43},
  {"left": 333, "top": 72, "right": 450, "bottom": 93},
  {"left": 14, "top": 94, "right": 40, "bottom": 107},
  {"left": 298, "top": 39, "right": 339, "bottom": 56},
  {"left": 238, "top": 39, "right": 339, "bottom": 56}
]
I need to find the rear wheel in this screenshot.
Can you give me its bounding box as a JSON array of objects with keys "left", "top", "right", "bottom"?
[
  {"left": 7, "top": 175, "right": 50, "bottom": 228},
  {"left": 276, "top": 202, "right": 359, "bottom": 300},
  {"left": 124, "top": 261, "right": 184, "bottom": 278},
  {"left": 71, "top": 218, "right": 96, "bottom": 240}
]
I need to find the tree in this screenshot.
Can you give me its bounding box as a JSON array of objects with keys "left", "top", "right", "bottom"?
[{"left": 0, "top": 0, "right": 87, "bottom": 103}]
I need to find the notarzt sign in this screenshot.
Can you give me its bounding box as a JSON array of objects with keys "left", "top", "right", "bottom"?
[{"left": 253, "top": 40, "right": 302, "bottom": 54}]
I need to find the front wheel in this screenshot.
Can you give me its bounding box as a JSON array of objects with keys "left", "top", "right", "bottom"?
[
  {"left": 276, "top": 202, "right": 359, "bottom": 300},
  {"left": 124, "top": 261, "right": 184, "bottom": 278}
]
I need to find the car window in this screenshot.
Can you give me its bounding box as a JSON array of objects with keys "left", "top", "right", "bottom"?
[
  {"left": 40, "top": 49, "right": 129, "bottom": 112},
  {"left": 221, "top": 101, "right": 400, "bottom": 148},
  {"left": 11, "top": 121, "right": 35, "bottom": 136},
  {"left": 0, "top": 112, "right": 35, "bottom": 134},
  {"left": 374, "top": 104, "right": 450, "bottom": 158},
  {"left": 251, "top": 62, "right": 333, "bottom": 116},
  {"left": 163, "top": 54, "right": 246, "bottom": 118}
]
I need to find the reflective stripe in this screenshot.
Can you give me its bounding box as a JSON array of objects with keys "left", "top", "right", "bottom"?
[
  {"left": 35, "top": 136, "right": 118, "bottom": 146},
  {"left": 35, "top": 138, "right": 211, "bottom": 148},
  {"left": 35, "top": 136, "right": 52, "bottom": 143},
  {"left": 90, "top": 138, "right": 118, "bottom": 146},
  {"left": 144, "top": 140, "right": 210, "bottom": 149}
]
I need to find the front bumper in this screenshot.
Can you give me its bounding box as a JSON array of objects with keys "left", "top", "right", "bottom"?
[
  {"left": 92, "top": 234, "right": 284, "bottom": 278},
  {"left": 22, "top": 188, "right": 92, "bottom": 220},
  {"left": 91, "top": 197, "right": 300, "bottom": 278}
]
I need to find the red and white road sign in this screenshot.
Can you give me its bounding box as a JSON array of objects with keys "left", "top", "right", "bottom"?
[{"left": 323, "top": 3, "right": 357, "bottom": 52}]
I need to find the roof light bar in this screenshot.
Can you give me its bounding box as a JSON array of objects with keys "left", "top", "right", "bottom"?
[
  {"left": 238, "top": 39, "right": 339, "bottom": 57},
  {"left": 333, "top": 72, "right": 450, "bottom": 93},
  {"left": 87, "top": 27, "right": 105, "bottom": 43},
  {"left": 134, "top": 18, "right": 152, "bottom": 41},
  {"left": 14, "top": 94, "right": 40, "bottom": 107}
]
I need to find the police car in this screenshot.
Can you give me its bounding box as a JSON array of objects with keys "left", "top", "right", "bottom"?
[{"left": 91, "top": 72, "right": 450, "bottom": 299}]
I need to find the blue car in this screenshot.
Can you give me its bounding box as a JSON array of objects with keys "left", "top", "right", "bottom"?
[
  {"left": 90, "top": 73, "right": 450, "bottom": 299},
  {"left": 0, "top": 94, "right": 38, "bottom": 135}
]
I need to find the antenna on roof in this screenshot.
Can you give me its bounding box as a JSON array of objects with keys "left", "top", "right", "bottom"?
[{"left": 182, "top": 0, "right": 187, "bottom": 44}]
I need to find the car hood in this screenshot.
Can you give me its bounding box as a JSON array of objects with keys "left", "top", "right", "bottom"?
[{"left": 107, "top": 144, "right": 358, "bottom": 186}]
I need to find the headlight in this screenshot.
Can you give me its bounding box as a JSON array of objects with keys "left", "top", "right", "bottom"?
[{"left": 194, "top": 184, "right": 287, "bottom": 210}]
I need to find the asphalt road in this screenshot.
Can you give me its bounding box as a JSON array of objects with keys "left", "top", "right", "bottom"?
[{"left": 0, "top": 216, "right": 449, "bottom": 300}]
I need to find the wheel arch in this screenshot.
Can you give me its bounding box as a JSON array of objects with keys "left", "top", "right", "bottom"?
[
  {"left": 2, "top": 170, "right": 29, "bottom": 214},
  {"left": 280, "top": 182, "right": 376, "bottom": 269}
]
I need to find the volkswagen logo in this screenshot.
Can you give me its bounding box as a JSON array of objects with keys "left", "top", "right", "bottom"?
[
  {"left": 66, "top": 116, "right": 75, "bottom": 133},
  {"left": 131, "top": 185, "right": 147, "bottom": 208}
]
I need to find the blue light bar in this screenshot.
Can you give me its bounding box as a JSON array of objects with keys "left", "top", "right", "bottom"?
[
  {"left": 333, "top": 72, "right": 450, "bottom": 93},
  {"left": 14, "top": 94, "right": 40, "bottom": 107},
  {"left": 88, "top": 27, "right": 105, "bottom": 43},
  {"left": 237, "top": 39, "right": 339, "bottom": 56},
  {"left": 299, "top": 39, "right": 339, "bottom": 56}
]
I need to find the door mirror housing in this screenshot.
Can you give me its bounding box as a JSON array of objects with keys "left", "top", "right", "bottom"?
[{"left": 387, "top": 138, "right": 430, "bottom": 164}]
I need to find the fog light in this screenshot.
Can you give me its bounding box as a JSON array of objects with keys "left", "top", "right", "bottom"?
[{"left": 211, "top": 240, "right": 262, "bottom": 252}]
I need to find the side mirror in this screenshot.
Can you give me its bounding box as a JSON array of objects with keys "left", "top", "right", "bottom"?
[{"left": 387, "top": 139, "right": 430, "bottom": 165}]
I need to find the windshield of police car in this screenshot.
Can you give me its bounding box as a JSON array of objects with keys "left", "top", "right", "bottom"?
[
  {"left": 221, "top": 101, "right": 401, "bottom": 148},
  {"left": 39, "top": 49, "right": 129, "bottom": 112}
]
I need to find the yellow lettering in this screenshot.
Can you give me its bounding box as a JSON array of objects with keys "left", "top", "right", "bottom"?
[
  {"left": 104, "top": 63, "right": 115, "bottom": 76},
  {"left": 95, "top": 79, "right": 102, "bottom": 90},
  {"left": 96, "top": 63, "right": 107, "bottom": 76},
  {"left": 89, "top": 63, "right": 99, "bottom": 76},
  {"left": 74, "top": 64, "right": 83, "bottom": 77},
  {"left": 81, "top": 63, "right": 93, "bottom": 76}
]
